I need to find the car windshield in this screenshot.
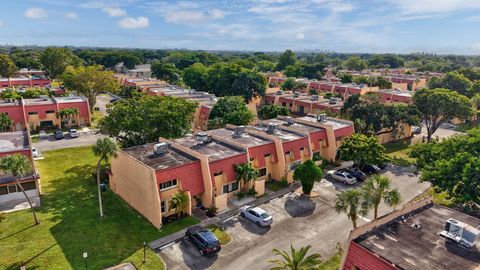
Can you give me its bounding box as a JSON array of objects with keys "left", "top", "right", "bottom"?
[
  {"left": 259, "top": 213, "right": 270, "bottom": 219},
  {"left": 346, "top": 174, "right": 354, "bottom": 179}
]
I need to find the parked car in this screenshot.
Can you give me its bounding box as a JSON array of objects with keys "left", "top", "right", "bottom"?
[
  {"left": 32, "top": 147, "right": 39, "bottom": 158},
  {"left": 239, "top": 205, "right": 273, "bottom": 227},
  {"left": 355, "top": 164, "right": 381, "bottom": 174},
  {"left": 412, "top": 126, "right": 422, "bottom": 135},
  {"left": 326, "top": 170, "right": 357, "bottom": 185},
  {"left": 69, "top": 128, "right": 79, "bottom": 138},
  {"left": 54, "top": 130, "right": 64, "bottom": 140},
  {"left": 185, "top": 225, "right": 221, "bottom": 256},
  {"left": 342, "top": 168, "right": 366, "bottom": 182}
]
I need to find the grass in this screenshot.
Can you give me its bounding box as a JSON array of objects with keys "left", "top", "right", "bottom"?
[
  {"left": 265, "top": 180, "right": 289, "bottom": 192},
  {"left": 317, "top": 251, "right": 343, "bottom": 270},
  {"left": 383, "top": 139, "right": 416, "bottom": 167},
  {"left": 0, "top": 146, "right": 199, "bottom": 270},
  {"left": 207, "top": 225, "right": 231, "bottom": 245},
  {"left": 90, "top": 110, "right": 104, "bottom": 129},
  {"left": 429, "top": 187, "right": 454, "bottom": 206}
]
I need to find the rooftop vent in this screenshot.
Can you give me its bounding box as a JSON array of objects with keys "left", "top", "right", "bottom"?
[
  {"left": 209, "top": 94, "right": 216, "bottom": 100},
  {"left": 284, "top": 117, "right": 295, "bottom": 126},
  {"left": 293, "top": 92, "right": 300, "bottom": 98},
  {"left": 196, "top": 132, "right": 212, "bottom": 145},
  {"left": 266, "top": 122, "right": 278, "bottom": 134},
  {"left": 359, "top": 84, "right": 365, "bottom": 88},
  {"left": 232, "top": 126, "right": 245, "bottom": 138},
  {"left": 311, "top": 95, "right": 319, "bottom": 101},
  {"left": 329, "top": 97, "right": 338, "bottom": 104},
  {"left": 188, "top": 90, "right": 196, "bottom": 95},
  {"left": 317, "top": 113, "right": 327, "bottom": 123},
  {"left": 153, "top": 142, "right": 169, "bottom": 156},
  {"left": 276, "top": 90, "right": 283, "bottom": 95},
  {"left": 440, "top": 218, "right": 480, "bottom": 248}
]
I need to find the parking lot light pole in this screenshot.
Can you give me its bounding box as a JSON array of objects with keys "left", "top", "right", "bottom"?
[
  {"left": 143, "top": 242, "right": 146, "bottom": 263},
  {"left": 83, "top": 251, "right": 88, "bottom": 270}
]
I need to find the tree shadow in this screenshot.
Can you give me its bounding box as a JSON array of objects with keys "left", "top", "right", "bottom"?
[
  {"left": 179, "top": 240, "right": 218, "bottom": 270},
  {"left": 284, "top": 196, "right": 316, "bottom": 217},
  {"left": 6, "top": 243, "right": 56, "bottom": 270},
  {"left": 0, "top": 224, "right": 36, "bottom": 241}
]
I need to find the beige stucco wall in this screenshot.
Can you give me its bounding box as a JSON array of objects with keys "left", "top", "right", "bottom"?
[
  {"left": 110, "top": 151, "right": 162, "bottom": 228},
  {"left": 255, "top": 179, "right": 265, "bottom": 196},
  {"left": 215, "top": 193, "right": 228, "bottom": 212},
  {"left": 391, "top": 82, "right": 408, "bottom": 91}
]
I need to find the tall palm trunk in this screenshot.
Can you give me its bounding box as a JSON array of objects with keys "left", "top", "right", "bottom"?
[
  {"left": 374, "top": 204, "right": 379, "bottom": 220},
  {"left": 16, "top": 177, "right": 39, "bottom": 225},
  {"left": 351, "top": 214, "right": 357, "bottom": 229},
  {"left": 96, "top": 159, "right": 104, "bottom": 218}
]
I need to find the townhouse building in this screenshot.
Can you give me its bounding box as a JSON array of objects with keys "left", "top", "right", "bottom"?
[
  {"left": 0, "top": 77, "right": 51, "bottom": 88},
  {"left": 0, "top": 96, "right": 91, "bottom": 131},
  {"left": 109, "top": 114, "right": 354, "bottom": 228},
  {"left": 264, "top": 91, "right": 344, "bottom": 114},
  {"left": 0, "top": 131, "right": 40, "bottom": 211},
  {"left": 375, "top": 89, "right": 413, "bottom": 104}
]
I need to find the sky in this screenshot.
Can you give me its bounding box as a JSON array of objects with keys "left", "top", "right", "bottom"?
[{"left": 1, "top": 0, "right": 480, "bottom": 54}]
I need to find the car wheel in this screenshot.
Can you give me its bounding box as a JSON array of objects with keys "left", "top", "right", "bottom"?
[
  {"left": 240, "top": 212, "right": 245, "bottom": 218},
  {"left": 327, "top": 175, "right": 332, "bottom": 180},
  {"left": 343, "top": 180, "right": 347, "bottom": 184},
  {"left": 199, "top": 249, "right": 204, "bottom": 256},
  {"left": 256, "top": 221, "right": 262, "bottom": 227},
  {"left": 185, "top": 235, "right": 189, "bottom": 241}
]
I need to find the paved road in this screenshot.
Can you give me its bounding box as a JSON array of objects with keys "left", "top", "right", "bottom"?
[
  {"left": 159, "top": 166, "right": 430, "bottom": 270},
  {"left": 416, "top": 123, "right": 464, "bottom": 141},
  {"left": 96, "top": 93, "right": 116, "bottom": 116},
  {"left": 33, "top": 131, "right": 107, "bottom": 151}
]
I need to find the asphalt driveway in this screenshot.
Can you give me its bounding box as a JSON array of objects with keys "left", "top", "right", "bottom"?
[
  {"left": 158, "top": 165, "right": 431, "bottom": 270},
  {"left": 33, "top": 130, "right": 107, "bottom": 151}
]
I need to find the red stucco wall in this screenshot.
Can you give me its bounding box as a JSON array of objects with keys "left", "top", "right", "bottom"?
[
  {"left": 155, "top": 161, "right": 205, "bottom": 196},
  {"left": 343, "top": 242, "right": 397, "bottom": 270}
]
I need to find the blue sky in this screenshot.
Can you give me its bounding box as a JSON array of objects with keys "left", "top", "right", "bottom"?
[{"left": 1, "top": 0, "right": 480, "bottom": 54}]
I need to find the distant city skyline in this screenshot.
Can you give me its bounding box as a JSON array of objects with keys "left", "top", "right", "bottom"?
[{"left": 1, "top": 0, "right": 480, "bottom": 54}]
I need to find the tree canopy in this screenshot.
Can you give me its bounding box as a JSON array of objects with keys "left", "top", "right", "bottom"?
[
  {"left": 208, "top": 96, "right": 254, "bottom": 129},
  {"left": 293, "top": 160, "right": 323, "bottom": 195},
  {"left": 0, "top": 54, "right": 18, "bottom": 78},
  {"left": 276, "top": 50, "right": 297, "bottom": 71},
  {"left": 337, "top": 133, "right": 386, "bottom": 169},
  {"left": 429, "top": 71, "right": 473, "bottom": 97},
  {"left": 259, "top": 104, "right": 289, "bottom": 119},
  {"left": 40, "top": 47, "right": 82, "bottom": 77},
  {"left": 151, "top": 61, "right": 182, "bottom": 85},
  {"left": 183, "top": 63, "right": 208, "bottom": 91},
  {"left": 343, "top": 56, "right": 367, "bottom": 71},
  {"left": 100, "top": 95, "right": 197, "bottom": 147}
]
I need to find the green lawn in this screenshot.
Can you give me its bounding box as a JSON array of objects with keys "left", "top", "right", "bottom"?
[
  {"left": 383, "top": 139, "right": 415, "bottom": 167},
  {"left": 317, "top": 252, "right": 342, "bottom": 270},
  {"left": 0, "top": 146, "right": 199, "bottom": 270},
  {"left": 265, "top": 181, "right": 289, "bottom": 192},
  {"left": 207, "top": 225, "right": 231, "bottom": 245}
]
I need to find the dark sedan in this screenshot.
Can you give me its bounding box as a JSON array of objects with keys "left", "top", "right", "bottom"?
[{"left": 185, "top": 225, "right": 221, "bottom": 256}]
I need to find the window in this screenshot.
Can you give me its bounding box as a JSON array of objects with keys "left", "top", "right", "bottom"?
[
  {"left": 264, "top": 153, "right": 271, "bottom": 158},
  {"left": 282, "top": 102, "right": 286, "bottom": 106},
  {"left": 259, "top": 168, "right": 267, "bottom": 177},
  {"left": 223, "top": 182, "right": 239, "bottom": 194},
  {"left": 289, "top": 160, "right": 302, "bottom": 171},
  {"left": 159, "top": 179, "right": 177, "bottom": 191},
  {"left": 300, "top": 147, "right": 305, "bottom": 152},
  {"left": 249, "top": 157, "right": 254, "bottom": 162},
  {"left": 285, "top": 151, "right": 291, "bottom": 156},
  {"left": 8, "top": 184, "right": 17, "bottom": 193},
  {"left": 213, "top": 171, "right": 223, "bottom": 177},
  {"left": 46, "top": 110, "right": 55, "bottom": 114},
  {"left": 21, "top": 181, "right": 36, "bottom": 191},
  {"left": 28, "top": 112, "right": 38, "bottom": 115},
  {"left": 161, "top": 201, "right": 167, "bottom": 213},
  {"left": 0, "top": 186, "right": 7, "bottom": 195}
]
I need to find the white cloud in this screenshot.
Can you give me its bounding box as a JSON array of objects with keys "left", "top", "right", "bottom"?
[
  {"left": 24, "top": 8, "right": 48, "bottom": 19},
  {"left": 102, "top": 7, "right": 126, "bottom": 17},
  {"left": 64, "top": 12, "right": 78, "bottom": 19},
  {"left": 389, "top": 0, "right": 480, "bottom": 15},
  {"left": 209, "top": 9, "right": 225, "bottom": 19},
  {"left": 296, "top": 33, "right": 305, "bottom": 39},
  {"left": 118, "top": 16, "right": 149, "bottom": 29},
  {"left": 164, "top": 9, "right": 225, "bottom": 24}
]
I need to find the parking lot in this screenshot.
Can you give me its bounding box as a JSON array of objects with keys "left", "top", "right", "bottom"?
[
  {"left": 33, "top": 130, "right": 107, "bottom": 151},
  {"left": 159, "top": 165, "right": 430, "bottom": 270}
]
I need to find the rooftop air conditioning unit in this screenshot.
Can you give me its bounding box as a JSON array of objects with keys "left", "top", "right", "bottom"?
[
  {"left": 276, "top": 90, "right": 283, "bottom": 95},
  {"left": 317, "top": 113, "right": 327, "bottom": 123},
  {"left": 153, "top": 142, "right": 170, "bottom": 156},
  {"left": 284, "top": 117, "right": 295, "bottom": 126},
  {"left": 188, "top": 90, "right": 196, "bottom": 95},
  {"left": 196, "top": 132, "right": 211, "bottom": 144},
  {"left": 209, "top": 94, "right": 216, "bottom": 100},
  {"left": 266, "top": 123, "right": 278, "bottom": 134},
  {"left": 293, "top": 92, "right": 300, "bottom": 98},
  {"left": 232, "top": 126, "right": 245, "bottom": 138},
  {"left": 440, "top": 218, "right": 480, "bottom": 248},
  {"left": 329, "top": 97, "right": 338, "bottom": 104},
  {"left": 311, "top": 95, "right": 319, "bottom": 101}
]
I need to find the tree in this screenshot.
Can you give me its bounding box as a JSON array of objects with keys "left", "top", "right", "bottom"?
[
  {"left": 281, "top": 78, "right": 296, "bottom": 91},
  {"left": 0, "top": 54, "right": 18, "bottom": 78},
  {"left": 100, "top": 95, "right": 197, "bottom": 147},
  {"left": 234, "top": 163, "right": 259, "bottom": 192},
  {"left": 337, "top": 134, "right": 386, "bottom": 170},
  {"left": 335, "top": 189, "right": 367, "bottom": 229},
  {"left": 431, "top": 71, "right": 473, "bottom": 97},
  {"left": 362, "top": 175, "right": 401, "bottom": 219},
  {"left": 151, "top": 61, "right": 182, "bottom": 84},
  {"left": 231, "top": 70, "right": 267, "bottom": 102},
  {"left": 0, "top": 113, "right": 12, "bottom": 132},
  {"left": 183, "top": 63, "right": 208, "bottom": 91},
  {"left": 10, "top": 50, "right": 42, "bottom": 69},
  {"left": 62, "top": 65, "right": 119, "bottom": 110},
  {"left": 0, "top": 89, "right": 21, "bottom": 99},
  {"left": 259, "top": 104, "right": 289, "bottom": 119},
  {"left": 469, "top": 81, "right": 480, "bottom": 98},
  {"left": 40, "top": 47, "right": 82, "bottom": 78},
  {"left": 92, "top": 138, "right": 118, "bottom": 218},
  {"left": 269, "top": 245, "right": 322, "bottom": 270},
  {"left": 276, "top": 50, "right": 297, "bottom": 71},
  {"left": 293, "top": 160, "right": 323, "bottom": 195},
  {"left": 413, "top": 88, "right": 473, "bottom": 142},
  {"left": 256, "top": 60, "right": 275, "bottom": 72},
  {"left": 118, "top": 85, "right": 140, "bottom": 98},
  {"left": 56, "top": 107, "right": 79, "bottom": 127},
  {"left": 0, "top": 154, "right": 39, "bottom": 225},
  {"left": 368, "top": 55, "right": 404, "bottom": 68},
  {"left": 338, "top": 73, "right": 353, "bottom": 84},
  {"left": 21, "top": 87, "right": 49, "bottom": 98},
  {"left": 343, "top": 56, "right": 367, "bottom": 71},
  {"left": 169, "top": 191, "right": 189, "bottom": 215},
  {"left": 208, "top": 96, "right": 254, "bottom": 128}
]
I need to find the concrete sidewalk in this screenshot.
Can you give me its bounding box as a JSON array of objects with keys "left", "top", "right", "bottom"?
[{"left": 149, "top": 182, "right": 301, "bottom": 250}]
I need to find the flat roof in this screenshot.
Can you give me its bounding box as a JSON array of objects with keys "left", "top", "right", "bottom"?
[
  {"left": 251, "top": 122, "right": 305, "bottom": 142},
  {"left": 298, "top": 115, "right": 352, "bottom": 130},
  {"left": 0, "top": 99, "right": 20, "bottom": 107},
  {"left": 23, "top": 97, "right": 54, "bottom": 106},
  {"left": 173, "top": 135, "right": 245, "bottom": 162},
  {"left": 207, "top": 128, "right": 272, "bottom": 148},
  {"left": 377, "top": 89, "right": 413, "bottom": 97},
  {"left": 53, "top": 96, "right": 88, "bottom": 103},
  {"left": 0, "top": 131, "right": 30, "bottom": 153},
  {"left": 355, "top": 204, "right": 480, "bottom": 270},
  {"left": 123, "top": 142, "right": 197, "bottom": 171}
]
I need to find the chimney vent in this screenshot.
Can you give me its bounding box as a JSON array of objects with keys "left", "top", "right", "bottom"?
[
  {"left": 196, "top": 132, "right": 211, "bottom": 144},
  {"left": 266, "top": 123, "right": 278, "bottom": 134},
  {"left": 284, "top": 117, "right": 294, "bottom": 126},
  {"left": 232, "top": 126, "right": 245, "bottom": 138},
  {"left": 317, "top": 113, "right": 327, "bottom": 123},
  {"left": 311, "top": 95, "right": 319, "bottom": 101},
  {"left": 153, "top": 142, "right": 169, "bottom": 156}
]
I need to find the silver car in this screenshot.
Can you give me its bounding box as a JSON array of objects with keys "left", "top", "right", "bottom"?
[
  {"left": 69, "top": 129, "right": 79, "bottom": 138},
  {"left": 239, "top": 206, "right": 273, "bottom": 227},
  {"left": 326, "top": 170, "right": 357, "bottom": 185}
]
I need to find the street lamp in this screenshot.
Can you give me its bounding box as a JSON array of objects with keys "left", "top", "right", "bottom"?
[
  {"left": 19, "top": 264, "right": 26, "bottom": 270},
  {"left": 83, "top": 251, "right": 88, "bottom": 270},
  {"left": 143, "top": 242, "right": 146, "bottom": 263}
]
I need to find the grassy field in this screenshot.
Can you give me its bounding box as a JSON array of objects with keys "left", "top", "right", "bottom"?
[
  {"left": 265, "top": 180, "right": 289, "bottom": 192},
  {"left": 383, "top": 139, "right": 416, "bottom": 167},
  {"left": 0, "top": 146, "right": 199, "bottom": 270}
]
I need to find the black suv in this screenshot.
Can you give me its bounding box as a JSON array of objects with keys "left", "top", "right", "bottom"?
[
  {"left": 342, "top": 168, "right": 367, "bottom": 181},
  {"left": 185, "top": 225, "right": 221, "bottom": 256},
  {"left": 54, "top": 130, "right": 64, "bottom": 140}
]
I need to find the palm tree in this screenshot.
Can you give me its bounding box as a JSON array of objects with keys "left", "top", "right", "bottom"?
[
  {"left": 0, "top": 113, "right": 13, "bottom": 132},
  {"left": 362, "top": 175, "right": 401, "bottom": 220},
  {"left": 169, "top": 190, "right": 189, "bottom": 216},
  {"left": 234, "top": 163, "right": 259, "bottom": 192},
  {"left": 56, "top": 107, "right": 79, "bottom": 128},
  {"left": 269, "top": 245, "right": 322, "bottom": 270},
  {"left": 335, "top": 189, "right": 368, "bottom": 229},
  {"left": 0, "top": 154, "right": 39, "bottom": 225},
  {"left": 92, "top": 138, "right": 118, "bottom": 218}
]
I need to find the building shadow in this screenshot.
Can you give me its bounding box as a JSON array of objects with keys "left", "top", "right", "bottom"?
[
  {"left": 179, "top": 240, "right": 218, "bottom": 270},
  {"left": 238, "top": 216, "right": 271, "bottom": 235}
]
